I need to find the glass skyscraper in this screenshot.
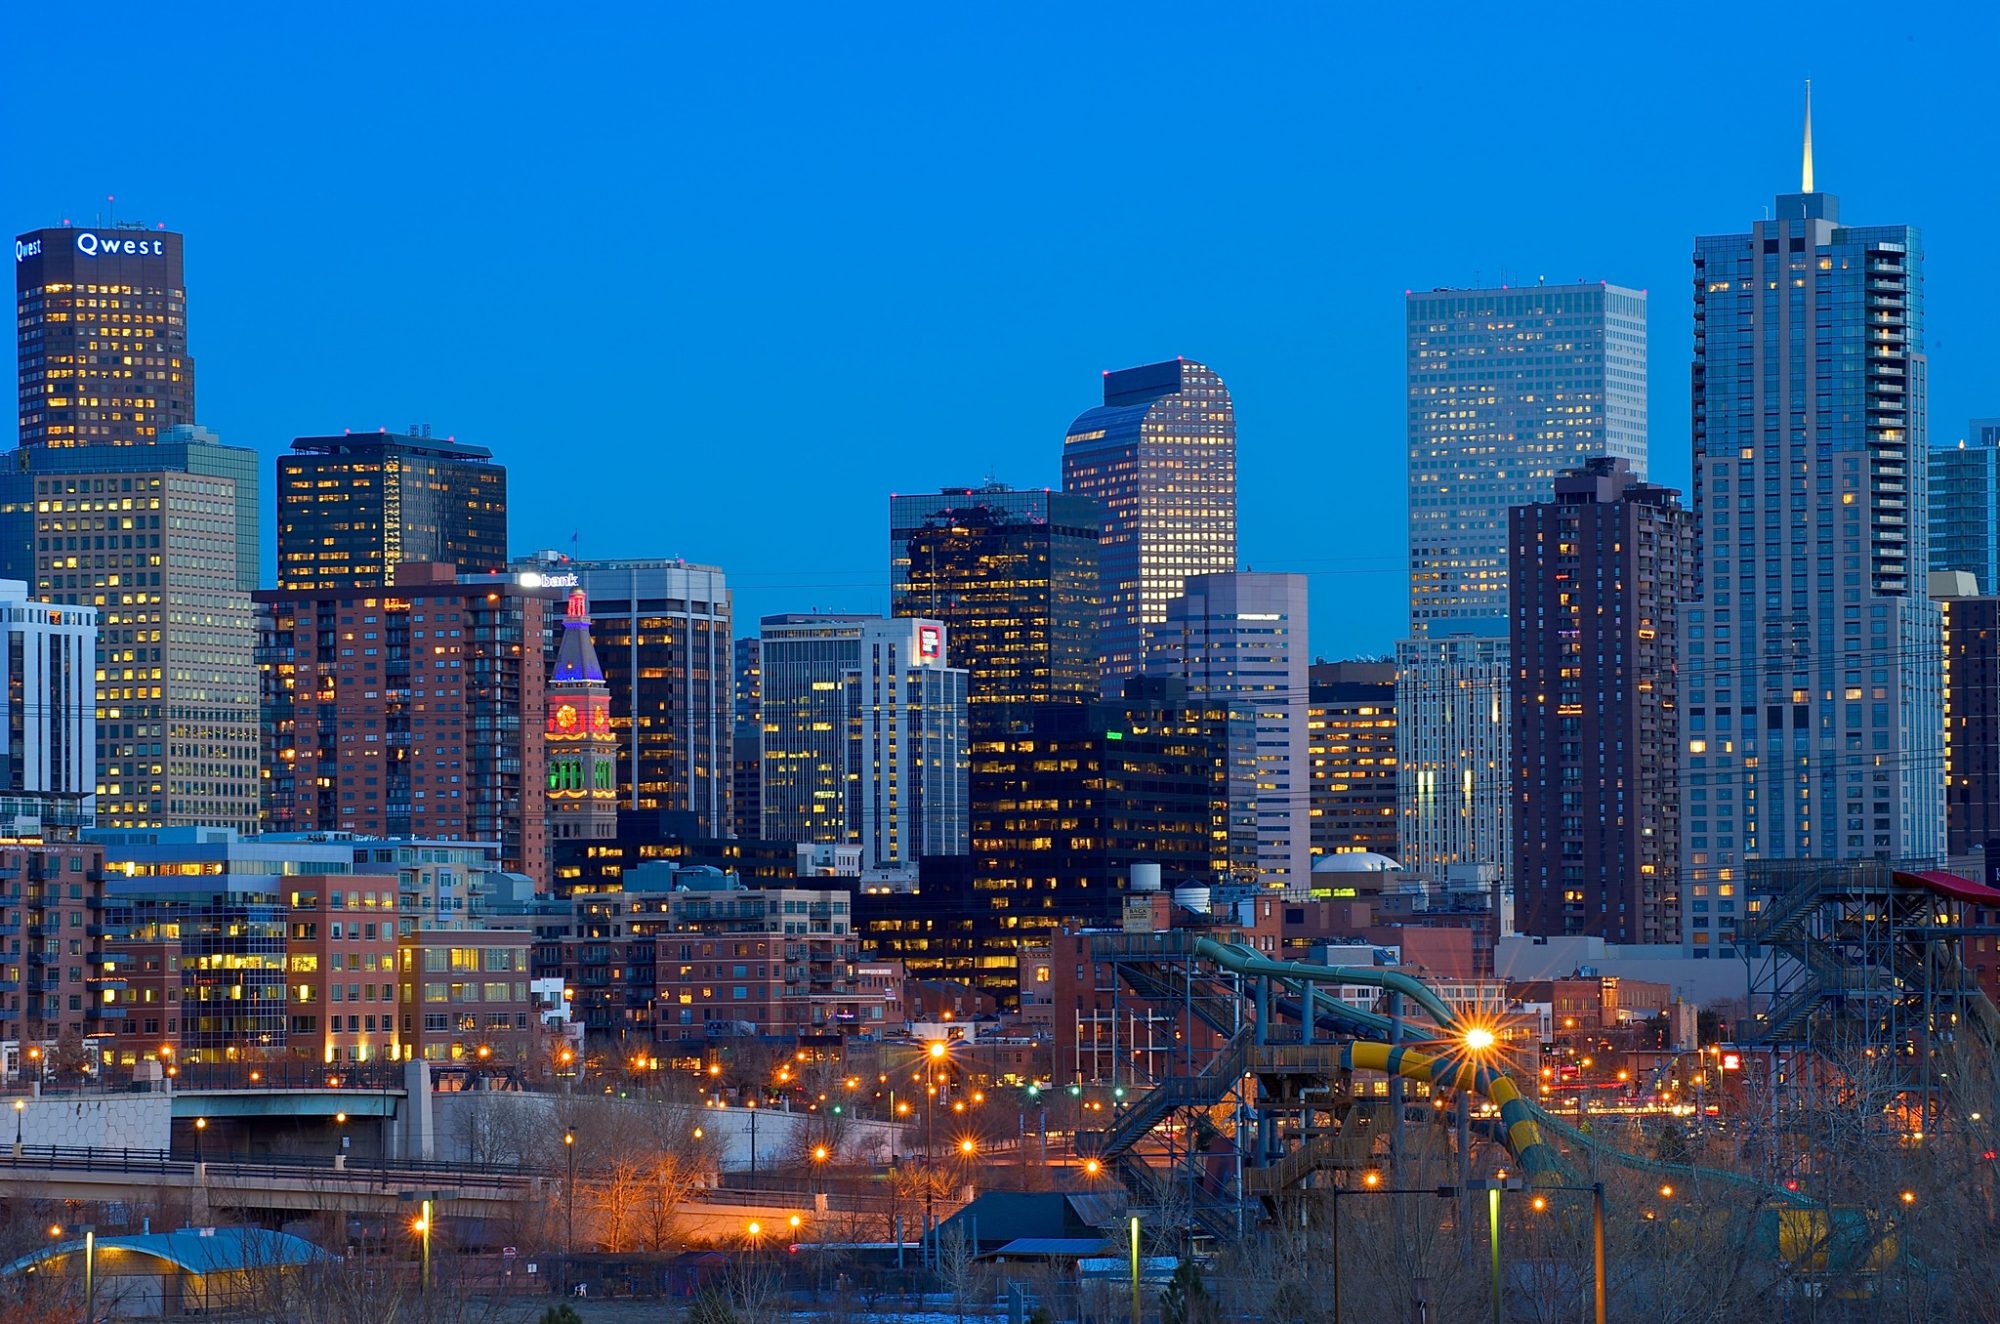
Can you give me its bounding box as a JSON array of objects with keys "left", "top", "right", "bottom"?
[
  {"left": 1398, "top": 283, "right": 1645, "bottom": 879},
  {"left": 516, "top": 555, "right": 734, "bottom": 837},
  {"left": 1929, "top": 420, "right": 2000, "bottom": 591},
  {"left": 277, "top": 429, "right": 508, "bottom": 590},
  {"left": 1406, "top": 284, "right": 1648, "bottom": 636},
  {"left": 1149, "top": 571, "right": 1309, "bottom": 890},
  {"left": 759, "top": 614, "right": 873, "bottom": 846},
  {"left": 889, "top": 483, "right": 1100, "bottom": 728},
  {"left": 1681, "top": 156, "right": 1942, "bottom": 955},
  {"left": 1062, "top": 360, "right": 1235, "bottom": 696}
]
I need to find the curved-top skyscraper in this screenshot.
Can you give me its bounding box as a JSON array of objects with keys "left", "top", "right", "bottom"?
[{"left": 1062, "top": 359, "right": 1236, "bottom": 696}]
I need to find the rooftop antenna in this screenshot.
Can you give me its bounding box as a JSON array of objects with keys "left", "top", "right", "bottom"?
[{"left": 1801, "top": 79, "right": 1814, "bottom": 193}]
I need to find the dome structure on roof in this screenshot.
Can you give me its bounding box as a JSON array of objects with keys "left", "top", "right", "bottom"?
[{"left": 1311, "top": 851, "right": 1403, "bottom": 874}]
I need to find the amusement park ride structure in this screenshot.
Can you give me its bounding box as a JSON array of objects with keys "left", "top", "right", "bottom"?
[{"left": 1073, "top": 865, "right": 2000, "bottom": 1241}]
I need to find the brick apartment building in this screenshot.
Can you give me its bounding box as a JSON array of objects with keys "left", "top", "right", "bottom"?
[
  {"left": 3, "top": 843, "right": 109, "bottom": 1044},
  {"left": 256, "top": 562, "right": 555, "bottom": 882}
]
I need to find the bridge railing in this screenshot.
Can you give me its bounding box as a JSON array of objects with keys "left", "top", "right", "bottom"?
[{"left": 0, "top": 1144, "right": 541, "bottom": 1190}]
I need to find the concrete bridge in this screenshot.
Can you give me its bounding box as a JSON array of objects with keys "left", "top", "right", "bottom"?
[{"left": 0, "top": 1145, "right": 541, "bottom": 1221}]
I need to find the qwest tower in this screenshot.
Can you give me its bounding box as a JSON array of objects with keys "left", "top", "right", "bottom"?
[
  {"left": 15, "top": 226, "right": 193, "bottom": 447},
  {"left": 1680, "top": 96, "right": 1943, "bottom": 955}
]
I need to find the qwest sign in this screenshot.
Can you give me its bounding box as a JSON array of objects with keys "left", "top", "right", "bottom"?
[
  {"left": 13, "top": 238, "right": 40, "bottom": 263},
  {"left": 74, "top": 233, "right": 167, "bottom": 258}
]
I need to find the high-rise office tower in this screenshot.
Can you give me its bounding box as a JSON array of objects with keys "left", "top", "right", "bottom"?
[
  {"left": 1396, "top": 636, "right": 1511, "bottom": 877},
  {"left": 891, "top": 678, "right": 1255, "bottom": 997},
  {"left": 1407, "top": 284, "right": 1648, "bottom": 636},
  {"left": 256, "top": 563, "right": 554, "bottom": 881},
  {"left": 1511, "top": 458, "right": 1692, "bottom": 945},
  {"left": 844, "top": 618, "right": 968, "bottom": 870},
  {"left": 759, "top": 614, "right": 872, "bottom": 845},
  {"left": 1681, "top": 105, "right": 1943, "bottom": 955},
  {"left": 1062, "top": 360, "right": 1236, "bottom": 695},
  {"left": 1929, "top": 420, "right": 2000, "bottom": 591},
  {"left": 0, "top": 580, "right": 97, "bottom": 834},
  {"left": 15, "top": 225, "right": 193, "bottom": 447},
  {"left": 0, "top": 426, "right": 260, "bottom": 830},
  {"left": 733, "top": 636, "right": 762, "bottom": 840},
  {"left": 546, "top": 587, "right": 618, "bottom": 843},
  {"left": 1307, "top": 661, "right": 1399, "bottom": 862},
  {"left": 889, "top": 483, "right": 1101, "bottom": 729},
  {"left": 1149, "top": 572, "right": 1310, "bottom": 889},
  {"left": 277, "top": 429, "right": 508, "bottom": 590},
  {"left": 1400, "top": 282, "right": 1646, "bottom": 881},
  {"left": 515, "top": 554, "right": 734, "bottom": 837},
  {"left": 10, "top": 219, "right": 257, "bottom": 832}
]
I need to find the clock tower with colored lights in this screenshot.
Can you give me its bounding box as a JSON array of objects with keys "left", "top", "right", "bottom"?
[{"left": 546, "top": 586, "right": 617, "bottom": 840}]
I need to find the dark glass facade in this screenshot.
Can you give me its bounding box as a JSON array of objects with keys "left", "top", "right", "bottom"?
[
  {"left": 873, "top": 680, "right": 1252, "bottom": 1000},
  {"left": 732, "top": 636, "right": 761, "bottom": 840},
  {"left": 889, "top": 484, "right": 1100, "bottom": 732},
  {"left": 277, "top": 431, "right": 508, "bottom": 591},
  {"left": 15, "top": 227, "right": 193, "bottom": 448},
  {"left": 1307, "top": 661, "right": 1399, "bottom": 860},
  {"left": 541, "top": 560, "right": 733, "bottom": 838},
  {"left": 1942, "top": 594, "right": 2000, "bottom": 858},
  {"left": 552, "top": 809, "right": 801, "bottom": 896},
  {"left": 104, "top": 883, "right": 288, "bottom": 1063}
]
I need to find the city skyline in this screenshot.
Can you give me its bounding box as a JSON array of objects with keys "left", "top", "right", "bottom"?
[{"left": 8, "top": 11, "right": 1997, "bottom": 661}]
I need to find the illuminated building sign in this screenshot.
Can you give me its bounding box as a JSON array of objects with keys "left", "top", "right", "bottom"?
[
  {"left": 518, "top": 572, "right": 579, "bottom": 589},
  {"left": 73, "top": 233, "right": 167, "bottom": 258},
  {"left": 918, "top": 625, "right": 942, "bottom": 660},
  {"left": 13, "top": 238, "right": 41, "bottom": 262}
]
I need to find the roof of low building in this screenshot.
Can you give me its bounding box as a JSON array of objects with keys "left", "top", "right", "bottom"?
[{"left": 2, "top": 1227, "right": 332, "bottom": 1279}]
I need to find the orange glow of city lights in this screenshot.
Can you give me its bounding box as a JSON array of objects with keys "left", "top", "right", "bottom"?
[{"left": 927, "top": 1041, "right": 948, "bottom": 1061}]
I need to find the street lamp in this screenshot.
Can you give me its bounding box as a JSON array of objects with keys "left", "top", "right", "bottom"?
[
  {"left": 413, "top": 1198, "right": 432, "bottom": 1293},
  {"left": 1484, "top": 1178, "right": 1607, "bottom": 1324},
  {"left": 1129, "top": 1214, "right": 1141, "bottom": 1324},
  {"left": 924, "top": 1040, "right": 947, "bottom": 1266},
  {"left": 53, "top": 1221, "right": 95, "bottom": 1322},
  {"left": 563, "top": 1129, "right": 576, "bottom": 1257},
  {"left": 1328, "top": 1177, "right": 1458, "bottom": 1324},
  {"left": 193, "top": 1115, "right": 207, "bottom": 1163},
  {"left": 12, "top": 1098, "right": 22, "bottom": 1150}
]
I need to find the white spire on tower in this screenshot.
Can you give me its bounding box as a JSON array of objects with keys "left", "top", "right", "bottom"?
[{"left": 1802, "top": 79, "right": 1815, "bottom": 193}]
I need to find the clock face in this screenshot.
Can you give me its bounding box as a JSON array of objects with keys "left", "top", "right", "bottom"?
[{"left": 555, "top": 703, "right": 579, "bottom": 732}]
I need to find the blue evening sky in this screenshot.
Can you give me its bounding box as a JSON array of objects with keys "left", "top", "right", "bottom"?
[{"left": 7, "top": 4, "right": 1996, "bottom": 659}]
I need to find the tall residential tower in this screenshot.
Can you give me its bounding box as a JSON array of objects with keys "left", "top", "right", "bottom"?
[
  {"left": 1680, "top": 109, "right": 1942, "bottom": 954},
  {"left": 1511, "top": 458, "right": 1691, "bottom": 945}
]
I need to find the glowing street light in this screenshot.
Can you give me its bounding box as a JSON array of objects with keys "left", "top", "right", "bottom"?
[{"left": 1463, "top": 1026, "right": 1497, "bottom": 1053}]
